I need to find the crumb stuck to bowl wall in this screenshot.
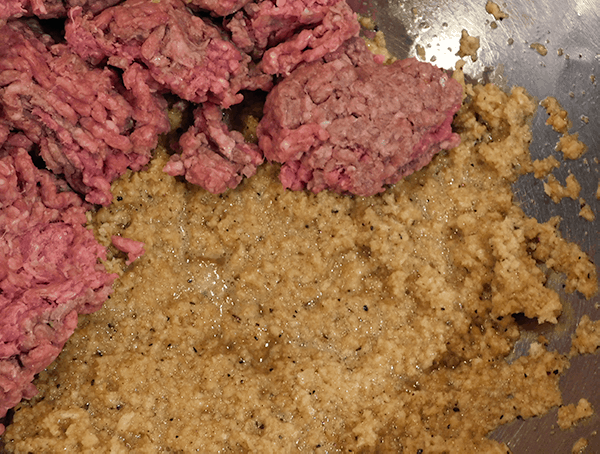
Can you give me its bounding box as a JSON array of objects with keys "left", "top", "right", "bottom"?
[
  {"left": 541, "top": 97, "right": 572, "bottom": 134},
  {"left": 457, "top": 30, "right": 480, "bottom": 62},
  {"left": 533, "top": 156, "right": 560, "bottom": 179},
  {"left": 557, "top": 399, "right": 594, "bottom": 430},
  {"left": 557, "top": 133, "right": 588, "bottom": 160},
  {"left": 543, "top": 174, "right": 581, "bottom": 203},
  {"left": 486, "top": 1, "right": 509, "bottom": 20},
  {"left": 530, "top": 42, "right": 548, "bottom": 56},
  {"left": 572, "top": 437, "right": 589, "bottom": 453},
  {"left": 578, "top": 199, "right": 595, "bottom": 222},
  {"left": 571, "top": 315, "right": 600, "bottom": 356}
]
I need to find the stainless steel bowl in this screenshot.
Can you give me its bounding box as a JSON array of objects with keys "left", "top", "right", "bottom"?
[{"left": 347, "top": 0, "right": 600, "bottom": 451}]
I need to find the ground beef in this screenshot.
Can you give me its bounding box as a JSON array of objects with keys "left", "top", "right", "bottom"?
[
  {"left": 225, "top": 0, "right": 360, "bottom": 75},
  {"left": 163, "top": 103, "right": 264, "bottom": 194},
  {"left": 0, "top": 0, "right": 65, "bottom": 22},
  {"left": 111, "top": 235, "right": 144, "bottom": 265},
  {"left": 186, "top": 0, "right": 253, "bottom": 17},
  {"left": 67, "top": 0, "right": 122, "bottom": 15},
  {"left": 0, "top": 0, "right": 121, "bottom": 22},
  {"left": 257, "top": 38, "right": 463, "bottom": 196},
  {"left": 0, "top": 20, "right": 169, "bottom": 206},
  {"left": 66, "top": 0, "right": 272, "bottom": 109},
  {"left": 0, "top": 133, "right": 116, "bottom": 435}
]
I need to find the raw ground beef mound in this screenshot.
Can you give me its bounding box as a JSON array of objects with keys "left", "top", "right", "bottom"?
[
  {"left": 225, "top": 0, "right": 360, "bottom": 75},
  {"left": 66, "top": 0, "right": 273, "bottom": 108},
  {"left": 0, "top": 134, "right": 116, "bottom": 435},
  {"left": 0, "top": 0, "right": 121, "bottom": 22},
  {"left": 164, "top": 103, "right": 264, "bottom": 194},
  {"left": 0, "top": 20, "right": 169, "bottom": 206},
  {"left": 257, "top": 38, "right": 463, "bottom": 196}
]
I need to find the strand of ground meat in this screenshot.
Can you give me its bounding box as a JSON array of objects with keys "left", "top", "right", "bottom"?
[
  {"left": 257, "top": 37, "right": 463, "bottom": 196},
  {"left": 0, "top": 20, "right": 169, "bottom": 205},
  {"left": 225, "top": 0, "right": 360, "bottom": 75},
  {"left": 186, "top": 0, "right": 253, "bottom": 17},
  {"left": 0, "top": 133, "right": 117, "bottom": 435},
  {"left": 0, "top": 0, "right": 120, "bottom": 22},
  {"left": 164, "top": 103, "right": 264, "bottom": 194},
  {"left": 66, "top": 0, "right": 273, "bottom": 109},
  {"left": 0, "top": 0, "right": 65, "bottom": 21}
]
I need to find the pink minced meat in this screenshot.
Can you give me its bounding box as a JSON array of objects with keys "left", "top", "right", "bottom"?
[
  {"left": 225, "top": 0, "right": 360, "bottom": 75},
  {"left": 111, "top": 235, "right": 144, "bottom": 265},
  {"left": 186, "top": 0, "right": 253, "bottom": 17},
  {"left": 0, "top": 133, "right": 116, "bottom": 435},
  {"left": 0, "top": 20, "right": 169, "bottom": 206},
  {"left": 257, "top": 38, "right": 463, "bottom": 196},
  {"left": 0, "top": 0, "right": 65, "bottom": 21},
  {"left": 66, "top": 0, "right": 273, "bottom": 109},
  {"left": 164, "top": 103, "right": 264, "bottom": 194},
  {"left": 67, "top": 0, "right": 123, "bottom": 15},
  {"left": 0, "top": 0, "right": 121, "bottom": 22}
]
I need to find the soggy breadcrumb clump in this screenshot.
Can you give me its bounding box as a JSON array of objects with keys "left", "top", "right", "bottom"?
[
  {"left": 557, "top": 398, "right": 594, "bottom": 430},
  {"left": 557, "top": 133, "right": 588, "bottom": 160},
  {"left": 570, "top": 315, "right": 600, "bottom": 356},
  {"left": 541, "top": 96, "right": 572, "bottom": 134},
  {"left": 3, "top": 84, "right": 597, "bottom": 453},
  {"left": 533, "top": 155, "right": 560, "bottom": 179},
  {"left": 544, "top": 173, "right": 582, "bottom": 203},
  {"left": 572, "top": 437, "right": 589, "bottom": 453},
  {"left": 579, "top": 198, "right": 595, "bottom": 222},
  {"left": 361, "top": 27, "right": 396, "bottom": 64}
]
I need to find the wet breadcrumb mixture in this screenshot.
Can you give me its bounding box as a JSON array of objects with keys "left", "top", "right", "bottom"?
[
  {"left": 557, "top": 398, "right": 594, "bottom": 430},
  {"left": 4, "top": 78, "right": 599, "bottom": 454}
]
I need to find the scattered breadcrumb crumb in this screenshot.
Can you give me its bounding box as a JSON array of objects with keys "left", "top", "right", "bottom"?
[
  {"left": 358, "top": 15, "right": 376, "bottom": 30},
  {"left": 571, "top": 315, "right": 600, "bottom": 356},
  {"left": 452, "top": 59, "right": 466, "bottom": 86},
  {"left": 486, "top": 1, "right": 508, "bottom": 20},
  {"left": 490, "top": 21, "right": 498, "bottom": 29},
  {"left": 557, "top": 133, "right": 588, "bottom": 160},
  {"left": 557, "top": 399, "right": 594, "bottom": 430},
  {"left": 363, "top": 30, "right": 396, "bottom": 64},
  {"left": 457, "top": 30, "right": 480, "bottom": 62},
  {"left": 242, "top": 115, "right": 260, "bottom": 144},
  {"left": 581, "top": 115, "right": 589, "bottom": 124},
  {"left": 543, "top": 174, "right": 581, "bottom": 203},
  {"left": 596, "top": 182, "right": 600, "bottom": 200},
  {"left": 415, "top": 44, "right": 426, "bottom": 60},
  {"left": 572, "top": 437, "right": 589, "bottom": 453},
  {"left": 530, "top": 43, "right": 548, "bottom": 56},
  {"left": 578, "top": 198, "right": 595, "bottom": 222},
  {"left": 541, "top": 97, "right": 572, "bottom": 134},
  {"left": 358, "top": 15, "right": 396, "bottom": 64},
  {"left": 532, "top": 155, "right": 560, "bottom": 179}
]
